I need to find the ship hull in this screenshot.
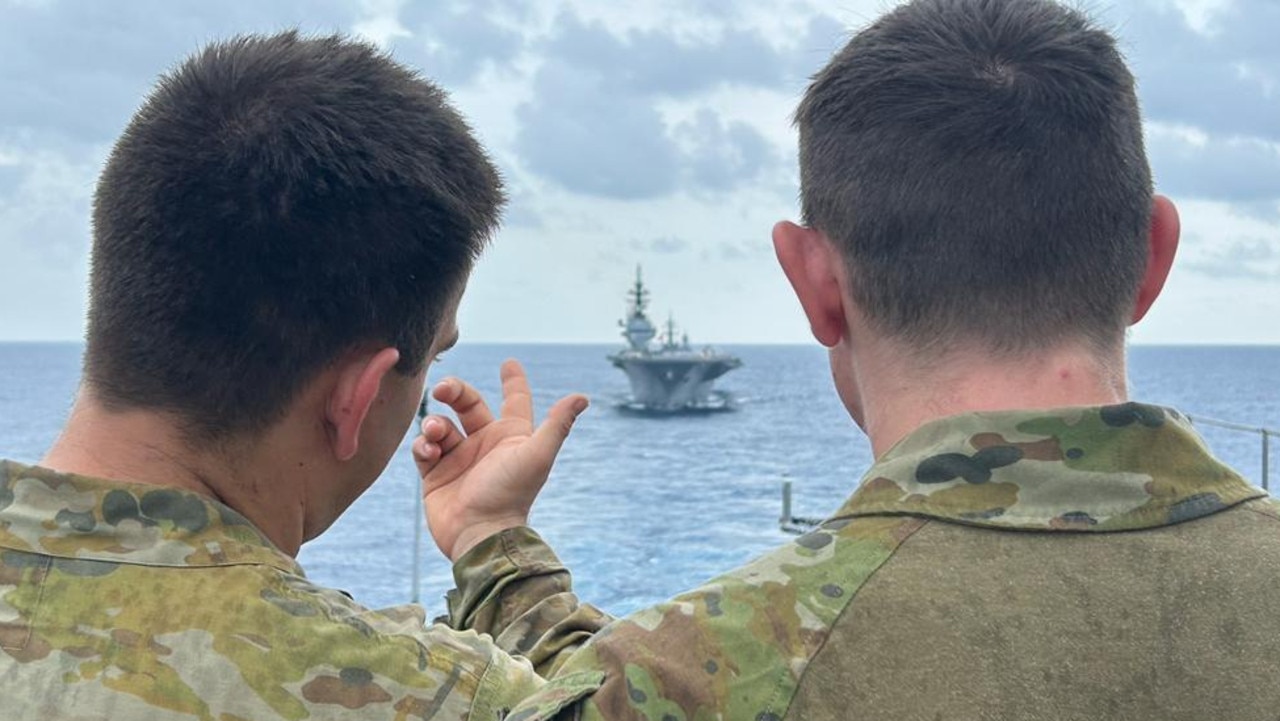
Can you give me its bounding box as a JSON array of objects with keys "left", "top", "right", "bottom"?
[{"left": 607, "top": 353, "right": 742, "bottom": 412}]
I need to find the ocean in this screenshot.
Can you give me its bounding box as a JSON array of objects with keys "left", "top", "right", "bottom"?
[{"left": 1, "top": 343, "right": 1277, "bottom": 617}]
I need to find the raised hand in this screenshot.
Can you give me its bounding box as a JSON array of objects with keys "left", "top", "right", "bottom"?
[{"left": 413, "top": 359, "right": 588, "bottom": 560}]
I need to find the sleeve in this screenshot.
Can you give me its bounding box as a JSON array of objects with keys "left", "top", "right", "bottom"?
[
  {"left": 495, "top": 609, "right": 743, "bottom": 721},
  {"left": 467, "top": 644, "right": 603, "bottom": 721},
  {"left": 445, "top": 526, "right": 615, "bottom": 677},
  {"left": 497, "top": 516, "right": 923, "bottom": 721}
]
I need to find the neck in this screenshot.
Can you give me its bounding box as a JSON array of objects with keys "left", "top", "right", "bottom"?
[
  {"left": 40, "top": 391, "right": 308, "bottom": 556},
  {"left": 846, "top": 338, "right": 1128, "bottom": 458}
]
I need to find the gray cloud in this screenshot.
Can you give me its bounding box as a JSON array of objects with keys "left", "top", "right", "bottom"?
[
  {"left": 0, "top": 0, "right": 1277, "bottom": 345},
  {"left": 0, "top": 147, "right": 95, "bottom": 269},
  {"left": 394, "top": 0, "right": 526, "bottom": 86},
  {"left": 502, "top": 192, "right": 545, "bottom": 229},
  {"left": 718, "top": 241, "right": 750, "bottom": 261},
  {"left": 511, "top": 9, "right": 803, "bottom": 200},
  {"left": 3, "top": 0, "right": 1278, "bottom": 251},
  {"left": 0, "top": 164, "right": 21, "bottom": 198},
  {"left": 630, "top": 236, "right": 690, "bottom": 254},
  {"left": 1149, "top": 132, "right": 1280, "bottom": 204},
  {"left": 541, "top": 10, "right": 789, "bottom": 98},
  {"left": 790, "top": 13, "right": 851, "bottom": 83},
  {"left": 677, "top": 110, "right": 778, "bottom": 192},
  {"left": 1125, "top": 1, "right": 1279, "bottom": 144},
  {"left": 1184, "top": 235, "right": 1280, "bottom": 280},
  {"left": 0, "top": 0, "right": 392, "bottom": 319},
  {"left": 0, "top": 0, "right": 363, "bottom": 147},
  {"left": 516, "top": 57, "right": 682, "bottom": 199}
]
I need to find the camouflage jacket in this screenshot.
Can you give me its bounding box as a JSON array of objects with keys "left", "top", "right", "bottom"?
[
  {"left": 0, "top": 461, "right": 606, "bottom": 720},
  {"left": 452, "top": 403, "right": 1280, "bottom": 721}
]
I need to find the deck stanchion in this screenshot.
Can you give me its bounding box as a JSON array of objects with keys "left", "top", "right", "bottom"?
[
  {"left": 1263, "top": 430, "right": 1271, "bottom": 492},
  {"left": 781, "top": 480, "right": 793, "bottom": 527},
  {"left": 412, "top": 396, "right": 427, "bottom": 603},
  {"left": 412, "top": 483, "right": 423, "bottom": 603},
  {"left": 779, "top": 478, "right": 825, "bottom": 534},
  {"left": 1186, "top": 415, "right": 1276, "bottom": 493}
]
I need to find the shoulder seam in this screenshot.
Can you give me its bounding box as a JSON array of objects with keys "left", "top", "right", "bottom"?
[{"left": 1244, "top": 504, "right": 1280, "bottom": 522}]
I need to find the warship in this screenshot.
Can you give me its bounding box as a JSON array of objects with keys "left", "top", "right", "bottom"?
[{"left": 608, "top": 268, "right": 742, "bottom": 413}]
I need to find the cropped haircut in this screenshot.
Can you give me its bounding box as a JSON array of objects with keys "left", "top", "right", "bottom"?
[
  {"left": 86, "top": 31, "right": 503, "bottom": 439},
  {"left": 796, "top": 0, "right": 1152, "bottom": 354}
]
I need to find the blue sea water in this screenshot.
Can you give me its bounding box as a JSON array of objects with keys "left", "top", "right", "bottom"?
[{"left": 1, "top": 342, "right": 1277, "bottom": 618}]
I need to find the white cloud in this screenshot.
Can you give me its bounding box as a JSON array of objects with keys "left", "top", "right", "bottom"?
[
  {"left": 1177, "top": 199, "right": 1280, "bottom": 278},
  {"left": 1168, "top": 0, "right": 1236, "bottom": 34},
  {"left": 1132, "top": 197, "right": 1280, "bottom": 344},
  {"left": 0, "top": 140, "right": 99, "bottom": 266},
  {"left": 0, "top": 0, "right": 1277, "bottom": 344},
  {"left": 1147, "top": 122, "right": 1280, "bottom": 204},
  {"left": 352, "top": 0, "right": 410, "bottom": 47},
  {"left": 1234, "top": 61, "right": 1277, "bottom": 98},
  {"left": 0, "top": 141, "right": 96, "bottom": 340}
]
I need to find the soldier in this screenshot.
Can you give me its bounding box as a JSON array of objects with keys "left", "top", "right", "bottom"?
[
  {"left": 419, "top": 0, "right": 1280, "bottom": 719},
  {"left": 0, "top": 32, "right": 607, "bottom": 719}
]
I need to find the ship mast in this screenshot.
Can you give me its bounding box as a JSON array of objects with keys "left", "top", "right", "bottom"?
[
  {"left": 628, "top": 265, "right": 650, "bottom": 317},
  {"left": 620, "top": 265, "right": 657, "bottom": 351}
]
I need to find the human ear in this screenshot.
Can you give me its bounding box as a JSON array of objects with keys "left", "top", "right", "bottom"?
[
  {"left": 1130, "top": 194, "right": 1180, "bottom": 325},
  {"left": 772, "top": 221, "right": 848, "bottom": 347},
  {"left": 326, "top": 347, "right": 402, "bottom": 462}
]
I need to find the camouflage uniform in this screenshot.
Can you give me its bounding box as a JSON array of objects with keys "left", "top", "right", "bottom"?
[
  {"left": 451, "top": 403, "right": 1280, "bottom": 721},
  {"left": 0, "top": 461, "right": 606, "bottom": 720}
]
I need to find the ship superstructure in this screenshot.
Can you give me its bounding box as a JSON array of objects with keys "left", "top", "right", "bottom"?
[{"left": 607, "top": 267, "right": 742, "bottom": 412}]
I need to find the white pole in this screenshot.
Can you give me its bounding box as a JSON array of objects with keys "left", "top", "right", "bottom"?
[
  {"left": 1263, "top": 430, "right": 1270, "bottom": 493},
  {"left": 412, "top": 395, "right": 426, "bottom": 603},
  {"left": 412, "top": 480, "right": 423, "bottom": 604},
  {"left": 780, "top": 476, "right": 792, "bottom": 527}
]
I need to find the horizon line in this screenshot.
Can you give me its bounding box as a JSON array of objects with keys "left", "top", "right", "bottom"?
[{"left": 1, "top": 339, "right": 1278, "bottom": 348}]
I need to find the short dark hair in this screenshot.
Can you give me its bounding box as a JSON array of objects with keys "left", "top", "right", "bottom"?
[
  {"left": 796, "top": 0, "right": 1151, "bottom": 354},
  {"left": 86, "top": 31, "right": 502, "bottom": 439}
]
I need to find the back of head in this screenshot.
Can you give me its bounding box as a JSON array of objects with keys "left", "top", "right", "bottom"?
[
  {"left": 86, "top": 31, "right": 502, "bottom": 440},
  {"left": 797, "top": 0, "right": 1151, "bottom": 355}
]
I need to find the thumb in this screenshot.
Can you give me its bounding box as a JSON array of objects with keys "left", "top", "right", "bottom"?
[{"left": 530, "top": 393, "right": 589, "bottom": 461}]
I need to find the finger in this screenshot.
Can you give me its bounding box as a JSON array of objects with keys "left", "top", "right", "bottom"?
[
  {"left": 421, "top": 415, "right": 465, "bottom": 456},
  {"left": 412, "top": 434, "right": 440, "bottom": 462},
  {"left": 418, "top": 414, "right": 450, "bottom": 442},
  {"left": 529, "top": 393, "right": 589, "bottom": 464},
  {"left": 412, "top": 435, "right": 442, "bottom": 476},
  {"left": 498, "top": 358, "right": 534, "bottom": 422},
  {"left": 431, "top": 377, "right": 495, "bottom": 435}
]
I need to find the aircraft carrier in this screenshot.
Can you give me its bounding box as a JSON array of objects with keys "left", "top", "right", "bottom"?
[{"left": 607, "top": 268, "right": 742, "bottom": 413}]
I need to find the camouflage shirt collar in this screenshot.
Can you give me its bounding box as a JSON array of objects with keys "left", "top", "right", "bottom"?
[
  {"left": 837, "top": 403, "right": 1265, "bottom": 532},
  {"left": 0, "top": 460, "right": 301, "bottom": 574}
]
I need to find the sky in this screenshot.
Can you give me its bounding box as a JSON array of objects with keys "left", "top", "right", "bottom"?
[{"left": 0, "top": 0, "right": 1276, "bottom": 345}]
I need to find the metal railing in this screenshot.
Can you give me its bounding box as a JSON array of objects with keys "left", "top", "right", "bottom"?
[
  {"left": 780, "top": 415, "right": 1277, "bottom": 534},
  {"left": 779, "top": 480, "right": 823, "bottom": 535},
  {"left": 1185, "top": 414, "right": 1273, "bottom": 492}
]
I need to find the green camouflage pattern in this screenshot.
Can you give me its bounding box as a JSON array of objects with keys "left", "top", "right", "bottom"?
[
  {"left": 446, "top": 527, "right": 614, "bottom": 678},
  {"left": 503, "top": 671, "right": 605, "bottom": 721},
  {"left": 840, "top": 402, "right": 1263, "bottom": 531},
  {"left": 0, "top": 461, "right": 602, "bottom": 720},
  {"left": 501, "top": 514, "right": 926, "bottom": 721},
  {"left": 488, "top": 402, "right": 1266, "bottom": 720}
]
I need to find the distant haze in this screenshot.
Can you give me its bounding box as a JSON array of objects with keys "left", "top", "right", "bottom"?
[{"left": 0, "top": 0, "right": 1276, "bottom": 344}]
